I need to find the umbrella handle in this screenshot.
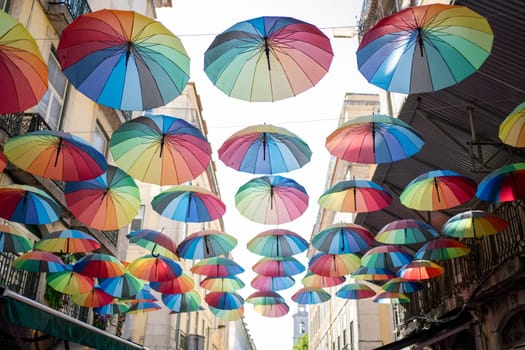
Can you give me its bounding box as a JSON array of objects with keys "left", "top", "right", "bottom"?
[{"left": 264, "top": 37, "right": 271, "bottom": 71}]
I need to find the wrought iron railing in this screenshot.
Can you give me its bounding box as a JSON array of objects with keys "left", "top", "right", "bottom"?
[
  {"left": 99, "top": 230, "right": 119, "bottom": 247},
  {"left": 0, "top": 113, "right": 51, "bottom": 137},
  {"left": 48, "top": 0, "right": 91, "bottom": 19},
  {"left": 0, "top": 253, "right": 39, "bottom": 299}
]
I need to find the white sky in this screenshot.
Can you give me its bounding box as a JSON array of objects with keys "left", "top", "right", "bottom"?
[{"left": 157, "top": 1, "right": 378, "bottom": 349}]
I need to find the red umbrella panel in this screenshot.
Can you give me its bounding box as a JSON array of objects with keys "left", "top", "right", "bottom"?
[
  {"left": 318, "top": 179, "right": 392, "bottom": 213},
  {"left": 475, "top": 163, "right": 525, "bottom": 203},
  {"left": 73, "top": 253, "right": 126, "bottom": 278}
]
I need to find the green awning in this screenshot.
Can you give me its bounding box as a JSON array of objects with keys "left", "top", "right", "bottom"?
[{"left": 2, "top": 289, "right": 148, "bottom": 350}]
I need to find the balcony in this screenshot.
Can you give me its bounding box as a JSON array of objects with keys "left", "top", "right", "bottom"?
[
  {"left": 45, "top": 0, "right": 92, "bottom": 35},
  {"left": 0, "top": 112, "right": 51, "bottom": 138}
]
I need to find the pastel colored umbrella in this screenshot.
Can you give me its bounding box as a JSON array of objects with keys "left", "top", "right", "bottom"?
[
  {"left": 71, "top": 285, "right": 114, "bottom": 307},
  {"left": 150, "top": 273, "right": 195, "bottom": 294},
  {"left": 0, "top": 223, "right": 33, "bottom": 253},
  {"left": 382, "top": 278, "right": 423, "bottom": 294},
  {"left": 245, "top": 290, "right": 285, "bottom": 305},
  {"left": 12, "top": 251, "right": 65, "bottom": 273},
  {"left": 247, "top": 229, "right": 308, "bottom": 258},
  {"left": 200, "top": 276, "right": 245, "bottom": 292},
  {"left": 122, "top": 285, "right": 157, "bottom": 303},
  {"left": 301, "top": 271, "right": 346, "bottom": 288},
  {"left": 162, "top": 290, "right": 202, "bottom": 313},
  {"left": 209, "top": 305, "right": 244, "bottom": 321},
  {"left": 308, "top": 252, "right": 361, "bottom": 277},
  {"left": 98, "top": 272, "right": 145, "bottom": 298},
  {"left": 57, "top": 9, "right": 189, "bottom": 110},
  {"left": 326, "top": 114, "right": 424, "bottom": 164},
  {"left": 0, "top": 184, "right": 61, "bottom": 225},
  {"left": 311, "top": 223, "right": 374, "bottom": 254},
  {"left": 127, "top": 255, "right": 182, "bottom": 282},
  {"left": 46, "top": 266, "right": 95, "bottom": 295},
  {"left": 361, "top": 245, "right": 413, "bottom": 269},
  {"left": 357, "top": 4, "right": 493, "bottom": 94},
  {"left": 253, "top": 303, "right": 289, "bottom": 318},
  {"left": 110, "top": 115, "right": 211, "bottom": 186},
  {"left": 94, "top": 302, "right": 129, "bottom": 315},
  {"left": 204, "top": 16, "right": 333, "bottom": 102},
  {"left": 499, "top": 102, "right": 525, "bottom": 147},
  {"left": 476, "top": 163, "right": 525, "bottom": 203},
  {"left": 374, "top": 292, "right": 410, "bottom": 304},
  {"left": 127, "top": 229, "right": 178, "bottom": 259},
  {"left": 400, "top": 170, "right": 477, "bottom": 211},
  {"left": 351, "top": 266, "right": 397, "bottom": 281},
  {"left": 336, "top": 283, "right": 376, "bottom": 300},
  {"left": 375, "top": 219, "right": 440, "bottom": 245},
  {"left": 251, "top": 275, "right": 295, "bottom": 292},
  {"left": 397, "top": 260, "right": 445, "bottom": 281},
  {"left": 218, "top": 124, "right": 312, "bottom": 174},
  {"left": 73, "top": 253, "right": 126, "bottom": 278},
  {"left": 0, "top": 9, "right": 48, "bottom": 113},
  {"left": 4, "top": 130, "right": 107, "bottom": 181},
  {"left": 64, "top": 166, "right": 140, "bottom": 230},
  {"left": 126, "top": 301, "right": 162, "bottom": 314},
  {"left": 205, "top": 291, "right": 244, "bottom": 310},
  {"left": 176, "top": 230, "right": 237, "bottom": 260},
  {"left": 252, "top": 256, "right": 305, "bottom": 277},
  {"left": 235, "top": 175, "right": 309, "bottom": 225},
  {"left": 415, "top": 238, "right": 470, "bottom": 261},
  {"left": 35, "top": 229, "right": 100, "bottom": 254},
  {"left": 291, "top": 287, "right": 331, "bottom": 305},
  {"left": 190, "top": 257, "right": 244, "bottom": 277},
  {"left": 442, "top": 210, "right": 508, "bottom": 238},
  {"left": 318, "top": 179, "right": 392, "bottom": 213},
  {"left": 152, "top": 185, "right": 226, "bottom": 223}
]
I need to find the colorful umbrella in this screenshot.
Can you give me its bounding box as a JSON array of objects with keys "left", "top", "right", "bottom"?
[
  {"left": 57, "top": 9, "right": 190, "bottom": 110},
  {"left": 12, "top": 251, "right": 66, "bottom": 273},
  {"left": 0, "top": 151, "right": 6, "bottom": 173},
  {"left": 373, "top": 292, "right": 410, "bottom": 304},
  {"left": 397, "top": 260, "right": 445, "bottom": 281},
  {"left": 357, "top": 4, "right": 493, "bottom": 94},
  {"left": 415, "top": 238, "right": 470, "bottom": 261},
  {"left": 205, "top": 291, "right": 244, "bottom": 310},
  {"left": 46, "top": 266, "right": 95, "bottom": 295},
  {"left": 4, "top": 130, "right": 107, "bottom": 181},
  {"left": 400, "top": 170, "right": 477, "bottom": 211},
  {"left": 246, "top": 229, "right": 308, "bottom": 258},
  {"left": 126, "top": 301, "right": 162, "bottom": 314},
  {"left": 252, "top": 256, "right": 305, "bottom": 277},
  {"left": 476, "top": 163, "right": 525, "bottom": 203},
  {"left": 336, "top": 283, "right": 376, "bottom": 300},
  {"left": 71, "top": 285, "right": 114, "bottom": 308},
  {"left": 176, "top": 230, "right": 237, "bottom": 260},
  {"left": 35, "top": 229, "right": 100, "bottom": 254},
  {"left": 204, "top": 16, "right": 333, "bottom": 102},
  {"left": 190, "top": 257, "right": 245, "bottom": 277},
  {"left": 162, "top": 290, "right": 202, "bottom": 313},
  {"left": 308, "top": 252, "right": 361, "bottom": 277},
  {"left": 150, "top": 273, "right": 195, "bottom": 294},
  {"left": 0, "top": 184, "right": 61, "bottom": 225},
  {"left": 73, "top": 253, "right": 126, "bottom": 278},
  {"left": 301, "top": 271, "right": 346, "bottom": 288},
  {"left": 152, "top": 185, "right": 226, "bottom": 223},
  {"left": 251, "top": 275, "right": 295, "bottom": 292},
  {"left": 499, "top": 102, "right": 525, "bottom": 147},
  {"left": 311, "top": 223, "right": 374, "bottom": 254},
  {"left": 326, "top": 114, "right": 424, "bottom": 164},
  {"left": 442, "top": 210, "right": 508, "bottom": 238},
  {"left": 218, "top": 124, "right": 312, "bottom": 174},
  {"left": 98, "top": 272, "right": 145, "bottom": 298},
  {"left": 0, "top": 223, "right": 33, "bottom": 253},
  {"left": 291, "top": 287, "right": 331, "bottom": 305},
  {"left": 122, "top": 285, "right": 157, "bottom": 303},
  {"left": 253, "top": 303, "right": 289, "bottom": 318},
  {"left": 361, "top": 245, "right": 413, "bottom": 269},
  {"left": 382, "top": 278, "right": 423, "bottom": 294},
  {"left": 200, "top": 276, "right": 245, "bottom": 292},
  {"left": 318, "top": 179, "right": 392, "bottom": 213},
  {"left": 127, "top": 254, "right": 182, "bottom": 282},
  {"left": 351, "top": 266, "right": 397, "bottom": 281},
  {"left": 375, "top": 219, "right": 439, "bottom": 245},
  {"left": 235, "top": 175, "right": 308, "bottom": 225},
  {"left": 245, "top": 290, "right": 285, "bottom": 305},
  {"left": 209, "top": 305, "right": 244, "bottom": 321},
  {"left": 94, "top": 302, "right": 129, "bottom": 315},
  {"left": 127, "top": 229, "right": 178, "bottom": 259},
  {"left": 0, "top": 9, "right": 48, "bottom": 113},
  {"left": 110, "top": 115, "right": 211, "bottom": 186}
]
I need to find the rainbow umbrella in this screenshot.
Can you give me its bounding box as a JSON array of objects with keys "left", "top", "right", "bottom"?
[
  {"left": 382, "top": 278, "right": 423, "bottom": 294},
  {"left": 200, "top": 276, "right": 245, "bottom": 292},
  {"left": 204, "top": 16, "right": 333, "bottom": 102},
  {"left": 251, "top": 275, "right": 295, "bottom": 292},
  {"left": 326, "top": 114, "right": 424, "bottom": 164},
  {"left": 253, "top": 303, "right": 289, "bottom": 318},
  {"left": 499, "top": 102, "right": 525, "bottom": 147},
  {"left": 400, "top": 170, "right": 477, "bottom": 211},
  {"left": 71, "top": 285, "right": 114, "bottom": 308},
  {"left": 415, "top": 238, "right": 470, "bottom": 261},
  {"left": 205, "top": 291, "right": 244, "bottom": 310},
  {"left": 373, "top": 292, "right": 410, "bottom": 304},
  {"left": 312, "top": 223, "right": 374, "bottom": 254},
  {"left": 98, "top": 272, "right": 145, "bottom": 298},
  {"left": 375, "top": 219, "right": 440, "bottom": 245},
  {"left": 127, "top": 255, "right": 182, "bottom": 282},
  {"left": 476, "top": 163, "right": 525, "bottom": 203},
  {"left": 127, "top": 229, "right": 178, "bottom": 259},
  {"left": 291, "top": 287, "right": 331, "bottom": 305},
  {"left": 46, "top": 266, "right": 95, "bottom": 295},
  {"left": 94, "top": 302, "right": 129, "bottom": 315},
  {"left": 162, "top": 290, "right": 202, "bottom": 313},
  {"left": 442, "top": 210, "right": 508, "bottom": 238},
  {"left": 252, "top": 256, "right": 305, "bottom": 277},
  {"left": 35, "top": 229, "right": 100, "bottom": 254},
  {"left": 308, "top": 252, "right": 361, "bottom": 277},
  {"left": 4, "top": 131, "right": 107, "bottom": 181},
  {"left": 301, "top": 271, "right": 346, "bottom": 288},
  {"left": 398, "top": 260, "right": 445, "bottom": 281},
  {"left": 209, "top": 305, "right": 244, "bottom": 321},
  {"left": 190, "top": 257, "right": 244, "bottom": 277},
  {"left": 110, "top": 115, "right": 210, "bottom": 186},
  {"left": 122, "top": 285, "right": 157, "bottom": 303},
  {"left": 57, "top": 9, "right": 189, "bottom": 110},
  {"left": 361, "top": 245, "right": 413, "bottom": 269},
  {"left": 235, "top": 175, "right": 308, "bottom": 225},
  {"left": 0, "top": 223, "right": 33, "bottom": 253},
  {"left": 150, "top": 273, "right": 195, "bottom": 294},
  {"left": 152, "top": 185, "right": 226, "bottom": 223},
  {"left": 245, "top": 290, "right": 285, "bottom": 305},
  {"left": 351, "top": 266, "right": 397, "bottom": 281},
  {"left": 357, "top": 4, "right": 493, "bottom": 94},
  {"left": 176, "top": 230, "right": 237, "bottom": 260},
  {"left": 12, "top": 251, "right": 66, "bottom": 273},
  {"left": 73, "top": 253, "right": 126, "bottom": 278},
  {"left": 0, "top": 185, "right": 61, "bottom": 225},
  {"left": 247, "top": 229, "right": 308, "bottom": 258},
  {"left": 336, "top": 283, "right": 376, "bottom": 300},
  {"left": 126, "top": 301, "right": 162, "bottom": 314},
  {"left": 318, "top": 179, "right": 392, "bottom": 213},
  {"left": 0, "top": 9, "right": 48, "bottom": 113},
  {"left": 218, "top": 124, "right": 312, "bottom": 174}
]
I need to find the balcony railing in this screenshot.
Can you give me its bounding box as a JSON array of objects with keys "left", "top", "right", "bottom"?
[
  {"left": 48, "top": 0, "right": 91, "bottom": 20},
  {"left": 0, "top": 253, "right": 39, "bottom": 299},
  {"left": 0, "top": 112, "right": 51, "bottom": 138}
]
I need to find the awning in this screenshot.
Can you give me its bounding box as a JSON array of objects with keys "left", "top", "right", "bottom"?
[{"left": 2, "top": 289, "right": 148, "bottom": 350}]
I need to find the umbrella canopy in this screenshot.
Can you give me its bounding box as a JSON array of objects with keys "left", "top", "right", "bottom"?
[
  {"left": 64, "top": 166, "right": 140, "bottom": 230},
  {"left": 4, "top": 130, "right": 107, "bottom": 182},
  {"left": 127, "top": 254, "right": 182, "bottom": 282},
  {"left": 326, "top": 114, "right": 424, "bottom": 164},
  {"left": 94, "top": 302, "right": 129, "bottom": 315},
  {"left": 0, "top": 223, "right": 33, "bottom": 253},
  {"left": 301, "top": 271, "right": 346, "bottom": 288},
  {"left": 98, "top": 272, "right": 145, "bottom": 298},
  {"left": 200, "top": 276, "right": 245, "bottom": 292},
  {"left": 397, "top": 260, "right": 445, "bottom": 281},
  {"left": 251, "top": 275, "right": 295, "bottom": 292},
  {"left": 204, "top": 16, "right": 333, "bottom": 102},
  {"left": 12, "top": 251, "right": 66, "bottom": 273},
  {"left": 356, "top": 4, "right": 493, "bottom": 94},
  {"left": 361, "top": 245, "right": 413, "bottom": 269},
  {"left": 253, "top": 303, "right": 289, "bottom": 318},
  {"left": 0, "top": 151, "right": 6, "bottom": 173},
  {"left": 351, "top": 266, "right": 397, "bottom": 281},
  {"left": 308, "top": 252, "right": 361, "bottom": 277},
  {"left": 152, "top": 185, "right": 226, "bottom": 223},
  {"left": 375, "top": 219, "right": 440, "bottom": 245},
  {"left": 415, "top": 238, "right": 470, "bottom": 261},
  {"left": 318, "top": 179, "right": 392, "bottom": 213},
  {"left": 218, "top": 124, "right": 312, "bottom": 174},
  {"left": 162, "top": 290, "right": 202, "bottom": 313},
  {"left": 374, "top": 292, "right": 410, "bottom": 304},
  {"left": 127, "top": 229, "right": 178, "bottom": 259},
  {"left": 476, "top": 163, "right": 525, "bottom": 203},
  {"left": 126, "top": 301, "right": 162, "bottom": 314},
  {"left": 209, "top": 305, "right": 244, "bottom": 321},
  {"left": 0, "top": 9, "right": 48, "bottom": 113},
  {"left": 245, "top": 290, "right": 285, "bottom": 305},
  {"left": 400, "top": 170, "right": 477, "bottom": 211},
  {"left": 110, "top": 115, "right": 211, "bottom": 186},
  {"left": 311, "top": 223, "right": 374, "bottom": 254},
  {"left": 190, "top": 257, "right": 245, "bottom": 277},
  {"left": 176, "top": 230, "right": 237, "bottom": 260},
  {"left": 57, "top": 9, "right": 189, "bottom": 110},
  {"left": 150, "top": 273, "right": 195, "bottom": 294},
  {"left": 247, "top": 229, "right": 308, "bottom": 258},
  {"left": 205, "top": 291, "right": 244, "bottom": 310},
  {"left": 336, "top": 283, "right": 376, "bottom": 300},
  {"left": 122, "top": 285, "right": 157, "bottom": 303},
  {"left": 73, "top": 253, "right": 126, "bottom": 278},
  {"left": 252, "top": 256, "right": 305, "bottom": 277},
  {"left": 71, "top": 285, "right": 114, "bottom": 308},
  {"left": 46, "top": 266, "right": 95, "bottom": 295},
  {"left": 0, "top": 184, "right": 61, "bottom": 225},
  {"left": 442, "top": 210, "right": 508, "bottom": 239},
  {"left": 499, "top": 102, "right": 525, "bottom": 147},
  {"left": 291, "top": 287, "right": 331, "bottom": 305},
  {"left": 382, "top": 278, "right": 423, "bottom": 294},
  {"left": 35, "top": 229, "right": 100, "bottom": 254},
  {"left": 235, "top": 175, "right": 308, "bottom": 225}
]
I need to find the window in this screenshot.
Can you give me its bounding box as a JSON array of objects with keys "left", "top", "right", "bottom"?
[
  {"left": 349, "top": 321, "right": 354, "bottom": 350},
  {"left": 299, "top": 321, "right": 305, "bottom": 334},
  {"left": 129, "top": 205, "right": 145, "bottom": 232},
  {"left": 37, "top": 49, "right": 67, "bottom": 129},
  {"left": 0, "top": 0, "right": 10, "bottom": 11},
  {"left": 92, "top": 122, "right": 109, "bottom": 156}
]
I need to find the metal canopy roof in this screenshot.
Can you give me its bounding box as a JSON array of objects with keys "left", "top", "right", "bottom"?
[{"left": 355, "top": 0, "right": 525, "bottom": 233}]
